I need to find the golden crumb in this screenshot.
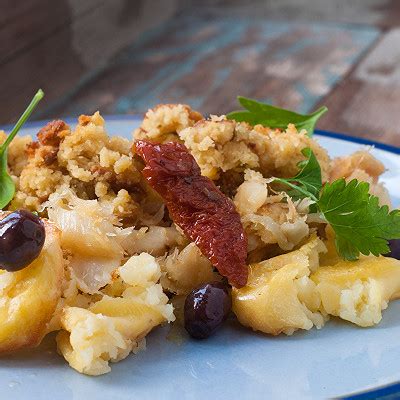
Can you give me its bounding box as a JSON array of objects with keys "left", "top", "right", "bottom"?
[
  {"left": 134, "top": 104, "right": 203, "bottom": 142},
  {"left": 8, "top": 112, "right": 147, "bottom": 222}
]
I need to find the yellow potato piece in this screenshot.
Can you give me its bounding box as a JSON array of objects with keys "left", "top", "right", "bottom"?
[
  {"left": 311, "top": 256, "right": 400, "bottom": 327},
  {"left": 234, "top": 230, "right": 400, "bottom": 335},
  {"left": 232, "top": 236, "right": 326, "bottom": 336},
  {"left": 0, "top": 221, "right": 64, "bottom": 352},
  {"left": 57, "top": 307, "right": 143, "bottom": 376},
  {"left": 56, "top": 254, "right": 175, "bottom": 375},
  {"left": 89, "top": 296, "right": 165, "bottom": 339}
]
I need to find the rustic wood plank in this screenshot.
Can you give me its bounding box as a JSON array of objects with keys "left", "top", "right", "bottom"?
[
  {"left": 317, "top": 28, "right": 400, "bottom": 146},
  {"left": 185, "top": 0, "right": 400, "bottom": 28},
  {"left": 0, "top": 0, "right": 99, "bottom": 27},
  {"left": 0, "top": 0, "right": 71, "bottom": 65},
  {"left": 43, "top": 16, "right": 378, "bottom": 128},
  {"left": 0, "top": 0, "right": 37, "bottom": 26},
  {"left": 0, "top": 0, "right": 106, "bottom": 65},
  {"left": 0, "top": 0, "right": 181, "bottom": 123},
  {"left": 0, "top": 26, "right": 86, "bottom": 121},
  {"left": 184, "top": 0, "right": 396, "bottom": 26},
  {"left": 373, "top": 0, "right": 400, "bottom": 28}
]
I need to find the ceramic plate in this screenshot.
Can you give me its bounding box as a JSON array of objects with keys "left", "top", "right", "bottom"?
[{"left": 0, "top": 116, "right": 399, "bottom": 400}]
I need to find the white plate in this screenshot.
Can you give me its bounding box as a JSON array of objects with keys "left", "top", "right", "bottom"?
[{"left": 0, "top": 116, "right": 399, "bottom": 400}]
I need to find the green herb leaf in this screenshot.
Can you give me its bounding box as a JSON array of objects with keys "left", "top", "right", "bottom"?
[
  {"left": 318, "top": 179, "right": 400, "bottom": 260},
  {"left": 272, "top": 147, "right": 400, "bottom": 260},
  {"left": 0, "top": 149, "right": 15, "bottom": 209},
  {"left": 275, "top": 148, "right": 322, "bottom": 202},
  {"left": 0, "top": 89, "right": 44, "bottom": 209},
  {"left": 226, "top": 96, "right": 327, "bottom": 136}
]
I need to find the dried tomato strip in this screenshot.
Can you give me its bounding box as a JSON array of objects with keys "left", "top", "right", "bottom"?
[{"left": 135, "top": 140, "right": 248, "bottom": 288}]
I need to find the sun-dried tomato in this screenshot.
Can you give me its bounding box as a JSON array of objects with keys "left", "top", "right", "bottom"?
[{"left": 135, "top": 140, "right": 248, "bottom": 288}]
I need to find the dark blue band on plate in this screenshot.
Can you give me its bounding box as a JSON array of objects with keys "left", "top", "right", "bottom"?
[{"left": 341, "top": 381, "right": 400, "bottom": 400}]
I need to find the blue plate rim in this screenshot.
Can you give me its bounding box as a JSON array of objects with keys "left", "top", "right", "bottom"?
[
  {"left": 0, "top": 115, "right": 399, "bottom": 399},
  {"left": 341, "top": 381, "right": 400, "bottom": 400}
]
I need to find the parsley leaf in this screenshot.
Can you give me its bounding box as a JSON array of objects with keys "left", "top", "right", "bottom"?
[
  {"left": 0, "top": 149, "right": 14, "bottom": 210},
  {"left": 226, "top": 96, "right": 327, "bottom": 136},
  {"left": 0, "top": 89, "right": 44, "bottom": 209},
  {"left": 318, "top": 179, "right": 400, "bottom": 260},
  {"left": 272, "top": 148, "right": 400, "bottom": 260},
  {"left": 275, "top": 148, "right": 322, "bottom": 201}
]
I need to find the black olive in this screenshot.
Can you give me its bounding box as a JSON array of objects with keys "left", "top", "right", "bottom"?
[
  {"left": 184, "top": 282, "right": 231, "bottom": 339},
  {"left": 385, "top": 239, "right": 400, "bottom": 260},
  {"left": 0, "top": 210, "right": 45, "bottom": 272}
]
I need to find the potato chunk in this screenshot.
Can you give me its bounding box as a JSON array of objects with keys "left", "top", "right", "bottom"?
[
  {"left": 234, "top": 234, "right": 400, "bottom": 336},
  {"left": 311, "top": 256, "right": 400, "bottom": 326},
  {"left": 232, "top": 236, "right": 327, "bottom": 335},
  {"left": 57, "top": 253, "right": 174, "bottom": 375},
  {"left": 0, "top": 220, "right": 64, "bottom": 352}
]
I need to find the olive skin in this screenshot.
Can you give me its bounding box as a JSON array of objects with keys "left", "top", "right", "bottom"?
[
  {"left": 0, "top": 210, "right": 45, "bottom": 272},
  {"left": 386, "top": 239, "right": 400, "bottom": 260},
  {"left": 184, "top": 282, "right": 232, "bottom": 339}
]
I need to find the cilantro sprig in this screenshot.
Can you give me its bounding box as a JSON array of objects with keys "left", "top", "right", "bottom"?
[
  {"left": 227, "top": 96, "right": 327, "bottom": 136},
  {"left": 275, "top": 148, "right": 400, "bottom": 260},
  {"left": 319, "top": 179, "right": 400, "bottom": 260},
  {"left": 275, "top": 148, "right": 322, "bottom": 201},
  {"left": 0, "top": 89, "right": 44, "bottom": 209}
]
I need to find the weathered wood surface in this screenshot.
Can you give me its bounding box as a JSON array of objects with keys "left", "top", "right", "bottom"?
[
  {"left": 187, "top": 0, "right": 400, "bottom": 28},
  {"left": 0, "top": 0, "right": 102, "bottom": 65},
  {"left": 317, "top": 28, "right": 400, "bottom": 146},
  {"left": 0, "top": 0, "right": 182, "bottom": 122},
  {"left": 39, "top": 16, "right": 378, "bottom": 122},
  {"left": 1, "top": 0, "right": 400, "bottom": 147}
]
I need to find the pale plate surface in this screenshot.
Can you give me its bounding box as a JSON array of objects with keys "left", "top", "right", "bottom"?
[{"left": 0, "top": 117, "right": 399, "bottom": 400}]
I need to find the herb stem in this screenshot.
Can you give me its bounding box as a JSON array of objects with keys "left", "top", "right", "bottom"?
[
  {"left": 0, "top": 89, "right": 44, "bottom": 154},
  {"left": 274, "top": 178, "right": 319, "bottom": 203}
]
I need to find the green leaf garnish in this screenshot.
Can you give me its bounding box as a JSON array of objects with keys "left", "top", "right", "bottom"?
[
  {"left": 274, "top": 148, "right": 400, "bottom": 260},
  {"left": 226, "top": 96, "right": 327, "bottom": 136},
  {"left": 275, "top": 147, "right": 321, "bottom": 201},
  {"left": 318, "top": 179, "right": 400, "bottom": 260},
  {"left": 0, "top": 149, "right": 15, "bottom": 210},
  {"left": 0, "top": 89, "right": 44, "bottom": 209}
]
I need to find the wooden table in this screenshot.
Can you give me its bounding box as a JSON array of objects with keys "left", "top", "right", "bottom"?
[{"left": 2, "top": 0, "right": 400, "bottom": 147}]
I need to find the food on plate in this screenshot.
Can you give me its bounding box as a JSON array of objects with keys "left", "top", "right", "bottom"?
[
  {"left": 0, "top": 91, "right": 399, "bottom": 375},
  {"left": 312, "top": 255, "right": 400, "bottom": 327},
  {"left": 184, "top": 282, "right": 232, "bottom": 339},
  {"left": 0, "top": 214, "right": 63, "bottom": 352},
  {"left": 56, "top": 253, "right": 174, "bottom": 375},
  {"left": 0, "top": 210, "right": 45, "bottom": 271},
  {"left": 232, "top": 235, "right": 327, "bottom": 336},
  {"left": 386, "top": 239, "right": 400, "bottom": 259},
  {"left": 135, "top": 140, "right": 248, "bottom": 287},
  {"left": 232, "top": 235, "right": 400, "bottom": 334}
]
